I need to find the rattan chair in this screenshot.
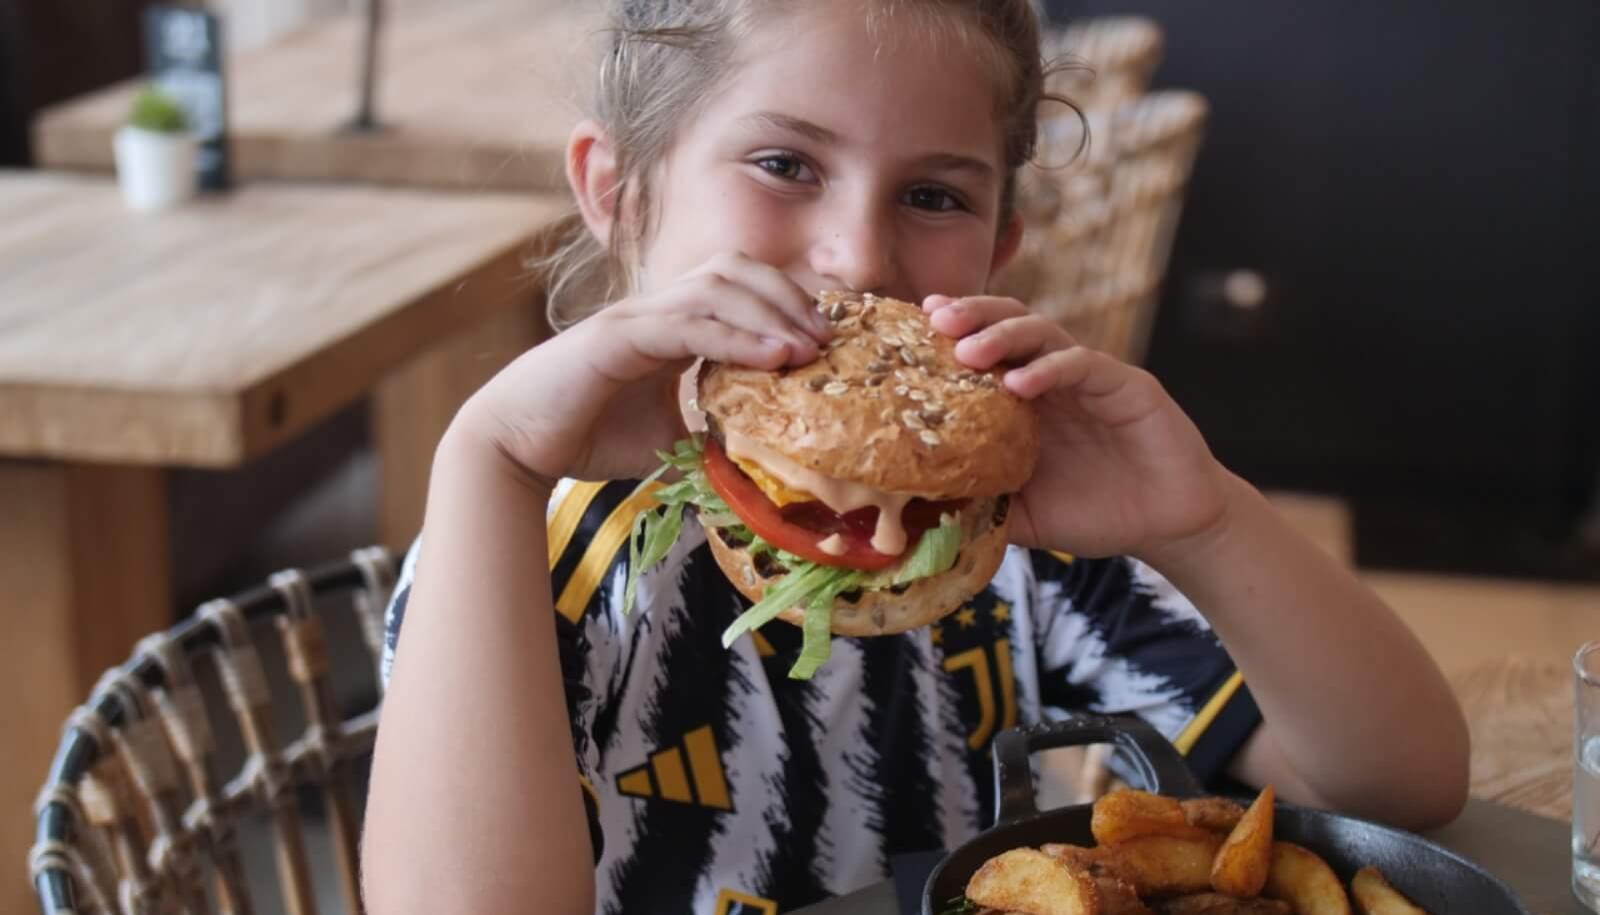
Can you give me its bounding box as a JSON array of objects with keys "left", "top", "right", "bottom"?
[
  {"left": 1041, "top": 16, "right": 1165, "bottom": 115},
  {"left": 996, "top": 89, "right": 1210, "bottom": 365},
  {"left": 29, "top": 548, "right": 398, "bottom": 915}
]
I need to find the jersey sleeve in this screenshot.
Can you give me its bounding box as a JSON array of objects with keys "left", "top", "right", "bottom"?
[
  {"left": 1026, "top": 551, "right": 1261, "bottom": 788},
  {"left": 380, "top": 477, "right": 655, "bottom": 867}
]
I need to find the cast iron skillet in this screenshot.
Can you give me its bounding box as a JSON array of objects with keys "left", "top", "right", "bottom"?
[{"left": 922, "top": 714, "right": 1531, "bottom": 915}]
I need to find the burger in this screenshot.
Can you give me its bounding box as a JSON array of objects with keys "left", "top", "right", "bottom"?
[{"left": 626, "top": 291, "right": 1040, "bottom": 678}]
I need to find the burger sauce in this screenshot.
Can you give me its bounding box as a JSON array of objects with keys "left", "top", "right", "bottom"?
[{"left": 722, "top": 431, "right": 913, "bottom": 556}]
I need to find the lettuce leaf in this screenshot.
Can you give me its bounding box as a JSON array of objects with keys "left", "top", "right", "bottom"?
[{"left": 621, "top": 437, "right": 972, "bottom": 679}]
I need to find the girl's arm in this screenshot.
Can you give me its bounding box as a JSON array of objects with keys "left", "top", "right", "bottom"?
[
  {"left": 1145, "top": 473, "right": 1469, "bottom": 830},
  {"left": 361, "top": 254, "right": 828, "bottom": 915},
  {"left": 362, "top": 425, "right": 594, "bottom": 915},
  {"left": 926, "top": 294, "right": 1468, "bottom": 831}
]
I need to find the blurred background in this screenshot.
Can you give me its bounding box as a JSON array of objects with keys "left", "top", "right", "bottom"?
[{"left": 2, "top": 1, "right": 1596, "bottom": 913}]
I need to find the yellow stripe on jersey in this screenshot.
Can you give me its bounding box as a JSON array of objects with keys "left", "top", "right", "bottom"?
[
  {"left": 1049, "top": 551, "right": 1076, "bottom": 565},
  {"left": 554, "top": 481, "right": 663, "bottom": 623},
  {"left": 547, "top": 481, "right": 607, "bottom": 569},
  {"left": 1173, "top": 670, "right": 1245, "bottom": 755}
]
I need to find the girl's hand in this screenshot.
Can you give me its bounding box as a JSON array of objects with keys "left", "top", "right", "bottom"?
[
  {"left": 925, "top": 294, "right": 1236, "bottom": 561},
  {"left": 463, "top": 253, "right": 832, "bottom": 484}
]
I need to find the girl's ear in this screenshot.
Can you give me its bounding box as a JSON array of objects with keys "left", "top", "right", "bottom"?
[
  {"left": 989, "top": 212, "right": 1025, "bottom": 274},
  {"left": 567, "top": 119, "right": 621, "bottom": 242}
]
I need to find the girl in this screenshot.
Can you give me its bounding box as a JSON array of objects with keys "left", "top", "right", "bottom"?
[{"left": 363, "top": 2, "right": 1469, "bottom": 913}]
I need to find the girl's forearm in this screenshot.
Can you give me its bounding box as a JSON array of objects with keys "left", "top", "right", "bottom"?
[
  {"left": 1143, "top": 473, "right": 1469, "bottom": 829},
  {"left": 363, "top": 418, "right": 594, "bottom": 915}
]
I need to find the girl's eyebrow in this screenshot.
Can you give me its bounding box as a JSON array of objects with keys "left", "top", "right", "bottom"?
[
  {"left": 915, "top": 153, "right": 996, "bottom": 180},
  {"left": 737, "top": 111, "right": 839, "bottom": 145}
]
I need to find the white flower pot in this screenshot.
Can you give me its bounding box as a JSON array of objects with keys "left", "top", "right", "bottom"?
[{"left": 112, "top": 126, "right": 199, "bottom": 212}]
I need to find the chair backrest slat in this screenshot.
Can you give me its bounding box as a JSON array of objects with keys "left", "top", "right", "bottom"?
[{"left": 33, "top": 549, "right": 396, "bottom": 915}]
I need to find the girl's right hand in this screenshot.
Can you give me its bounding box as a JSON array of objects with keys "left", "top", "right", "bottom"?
[{"left": 456, "top": 253, "right": 832, "bottom": 485}]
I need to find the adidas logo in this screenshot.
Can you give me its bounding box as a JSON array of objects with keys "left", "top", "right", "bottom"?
[{"left": 615, "top": 724, "right": 732, "bottom": 811}]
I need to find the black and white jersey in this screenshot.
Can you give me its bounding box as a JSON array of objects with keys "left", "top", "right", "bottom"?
[{"left": 381, "top": 478, "right": 1261, "bottom": 915}]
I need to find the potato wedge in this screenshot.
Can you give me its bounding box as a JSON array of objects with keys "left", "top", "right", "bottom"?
[
  {"left": 1093, "top": 790, "right": 1220, "bottom": 846},
  {"left": 966, "top": 847, "right": 1103, "bottom": 915},
  {"left": 1263, "top": 842, "right": 1352, "bottom": 915},
  {"left": 1096, "top": 834, "right": 1223, "bottom": 897},
  {"left": 1211, "top": 785, "right": 1275, "bottom": 897},
  {"left": 1040, "top": 845, "right": 1152, "bottom": 915},
  {"left": 1350, "top": 866, "right": 1430, "bottom": 915},
  {"left": 1181, "top": 797, "right": 1247, "bottom": 834},
  {"left": 1153, "top": 893, "right": 1292, "bottom": 915}
]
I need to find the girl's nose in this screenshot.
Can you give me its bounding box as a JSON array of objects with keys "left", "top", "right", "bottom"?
[{"left": 810, "top": 212, "right": 896, "bottom": 295}]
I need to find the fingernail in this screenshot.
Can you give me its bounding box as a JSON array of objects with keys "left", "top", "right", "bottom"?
[{"left": 760, "top": 336, "right": 790, "bottom": 355}]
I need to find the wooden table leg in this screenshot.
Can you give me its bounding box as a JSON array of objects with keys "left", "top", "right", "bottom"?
[
  {"left": 373, "top": 295, "right": 546, "bottom": 551},
  {"left": 0, "top": 462, "right": 171, "bottom": 915}
]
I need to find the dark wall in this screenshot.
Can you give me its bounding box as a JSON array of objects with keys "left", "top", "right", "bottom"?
[
  {"left": 0, "top": 0, "right": 153, "bottom": 166},
  {"left": 1045, "top": 1, "right": 1600, "bottom": 577}
]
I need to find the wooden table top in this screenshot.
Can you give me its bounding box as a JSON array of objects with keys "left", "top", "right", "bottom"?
[
  {"left": 33, "top": 0, "right": 597, "bottom": 192},
  {"left": 0, "top": 170, "right": 564, "bottom": 467}
]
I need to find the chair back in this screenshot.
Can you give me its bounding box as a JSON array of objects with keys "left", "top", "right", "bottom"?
[
  {"left": 998, "top": 90, "right": 1211, "bottom": 365},
  {"left": 30, "top": 548, "right": 398, "bottom": 915}
]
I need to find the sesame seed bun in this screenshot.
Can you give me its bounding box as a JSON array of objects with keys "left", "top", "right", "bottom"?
[
  {"left": 705, "top": 496, "right": 1013, "bottom": 637},
  {"left": 697, "top": 291, "right": 1040, "bottom": 499}
]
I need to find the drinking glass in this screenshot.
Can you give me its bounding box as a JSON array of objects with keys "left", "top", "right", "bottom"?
[{"left": 1575, "top": 640, "right": 1600, "bottom": 912}]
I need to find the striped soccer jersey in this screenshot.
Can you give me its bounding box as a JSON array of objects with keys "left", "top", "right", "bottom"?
[{"left": 382, "top": 478, "right": 1261, "bottom": 915}]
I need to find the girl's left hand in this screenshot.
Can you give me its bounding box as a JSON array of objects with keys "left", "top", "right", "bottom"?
[{"left": 925, "top": 294, "right": 1237, "bottom": 561}]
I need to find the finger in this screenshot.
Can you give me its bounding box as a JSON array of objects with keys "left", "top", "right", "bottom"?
[
  {"left": 696, "top": 254, "right": 833, "bottom": 342},
  {"left": 1004, "top": 347, "right": 1160, "bottom": 423},
  {"left": 952, "top": 315, "right": 1073, "bottom": 369},
  {"left": 628, "top": 314, "right": 793, "bottom": 373},
  {"left": 927, "top": 295, "right": 1034, "bottom": 338},
  {"left": 922, "top": 293, "right": 959, "bottom": 314},
  {"left": 677, "top": 274, "right": 822, "bottom": 364}
]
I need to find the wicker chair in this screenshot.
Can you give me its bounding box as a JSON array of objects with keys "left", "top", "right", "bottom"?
[
  {"left": 28, "top": 548, "right": 398, "bottom": 915},
  {"left": 996, "top": 89, "right": 1211, "bottom": 366},
  {"left": 1041, "top": 16, "right": 1166, "bottom": 115}
]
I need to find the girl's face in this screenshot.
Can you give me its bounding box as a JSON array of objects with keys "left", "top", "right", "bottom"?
[{"left": 638, "top": 3, "right": 1020, "bottom": 302}]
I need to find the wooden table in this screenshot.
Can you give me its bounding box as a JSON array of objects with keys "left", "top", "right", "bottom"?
[
  {"left": 32, "top": 0, "right": 597, "bottom": 191},
  {"left": 1453, "top": 654, "right": 1575, "bottom": 822},
  {"left": 0, "top": 170, "right": 561, "bottom": 913}
]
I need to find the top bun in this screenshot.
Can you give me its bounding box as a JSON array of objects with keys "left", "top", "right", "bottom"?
[{"left": 698, "top": 291, "right": 1040, "bottom": 498}]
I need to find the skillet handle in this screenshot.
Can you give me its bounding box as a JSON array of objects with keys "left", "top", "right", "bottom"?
[{"left": 993, "top": 714, "right": 1204, "bottom": 826}]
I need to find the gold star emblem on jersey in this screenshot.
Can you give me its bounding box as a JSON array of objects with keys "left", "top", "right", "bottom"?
[
  {"left": 956, "top": 607, "right": 978, "bottom": 628},
  {"left": 615, "top": 725, "right": 733, "bottom": 811}
]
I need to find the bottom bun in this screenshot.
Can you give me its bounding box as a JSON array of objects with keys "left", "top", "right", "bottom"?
[{"left": 704, "top": 497, "right": 1011, "bottom": 637}]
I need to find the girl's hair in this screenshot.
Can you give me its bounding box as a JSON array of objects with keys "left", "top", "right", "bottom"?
[{"left": 542, "top": 0, "right": 1073, "bottom": 330}]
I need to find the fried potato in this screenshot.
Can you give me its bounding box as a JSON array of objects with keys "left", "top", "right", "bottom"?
[
  {"left": 1153, "top": 893, "right": 1292, "bottom": 915},
  {"left": 1180, "top": 797, "right": 1246, "bottom": 834},
  {"left": 1096, "top": 834, "right": 1223, "bottom": 898},
  {"left": 966, "top": 847, "right": 1103, "bottom": 915},
  {"left": 1350, "top": 866, "right": 1430, "bottom": 915},
  {"left": 1093, "top": 790, "right": 1220, "bottom": 846},
  {"left": 1210, "top": 785, "right": 1275, "bottom": 897},
  {"left": 1262, "top": 842, "right": 1352, "bottom": 915},
  {"left": 1040, "top": 845, "right": 1152, "bottom": 915}
]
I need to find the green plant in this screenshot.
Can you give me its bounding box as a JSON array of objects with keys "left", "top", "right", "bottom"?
[{"left": 128, "top": 85, "right": 188, "bottom": 134}]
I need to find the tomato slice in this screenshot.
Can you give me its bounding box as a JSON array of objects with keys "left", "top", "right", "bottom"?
[{"left": 701, "top": 437, "right": 962, "bottom": 571}]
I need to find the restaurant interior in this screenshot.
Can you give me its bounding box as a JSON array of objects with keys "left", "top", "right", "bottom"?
[{"left": 2, "top": 1, "right": 1596, "bottom": 913}]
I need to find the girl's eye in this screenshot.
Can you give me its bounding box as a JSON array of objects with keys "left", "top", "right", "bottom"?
[
  {"left": 904, "top": 186, "right": 967, "bottom": 213},
  {"left": 755, "top": 154, "right": 815, "bottom": 182}
]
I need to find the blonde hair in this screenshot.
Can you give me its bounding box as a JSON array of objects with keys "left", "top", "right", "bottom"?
[{"left": 542, "top": 0, "right": 1071, "bottom": 330}]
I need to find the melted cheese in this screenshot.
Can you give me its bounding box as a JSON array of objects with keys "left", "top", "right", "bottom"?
[
  {"left": 731, "top": 454, "right": 814, "bottom": 507},
  {"left": 724, "top": 431, "right": 914, "bottom": 556}
]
